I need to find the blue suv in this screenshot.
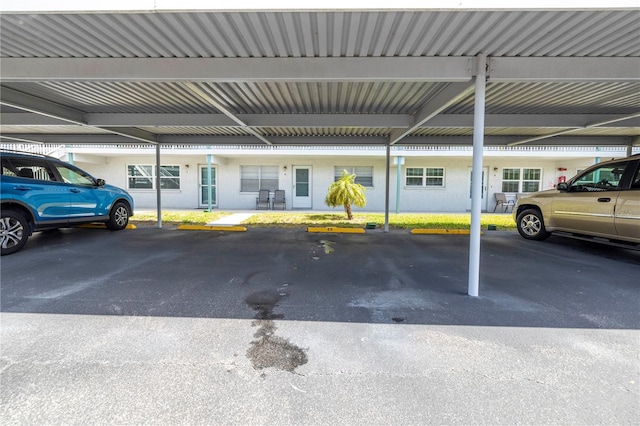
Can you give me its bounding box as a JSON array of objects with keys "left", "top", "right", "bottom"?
[{"left": 1, "top": 151, "right": 134, "bottom": 255}]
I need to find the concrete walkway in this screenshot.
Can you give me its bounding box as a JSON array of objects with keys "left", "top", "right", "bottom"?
[{"left": 206, "top": 212, "right": 255, "bottom": 226}]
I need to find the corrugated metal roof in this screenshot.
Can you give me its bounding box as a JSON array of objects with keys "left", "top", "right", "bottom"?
[
  {"left": 412, "top": 127, "right": 640, "bottom": 137},
  {"left": 183, "top": 82, "right": 447, "bottom": 115},
  {"left": 258, "top": 127, "right": 391, "bottom": 137},
  {"left": 445, "top": 82, "right": 640, "bottom": 115},
  {"left": 139, "top": 126, "right": 251, "bottom": 136},
  {"left": 4, "top": 82, "right": 219, "bottom": 114},
  {"left": 2, "top": 10, "right": 639, "bottom": 58},
  {"left": 5, "top": 80, "right": 639, "bottom": 117},
  {"left": 0, "top": 125, "right": 111, "bottom": 134},
  {"left": 2, "top": 81, "right": 447, "bottom": 115},
  {"left": 1, "top": 9, "right": 639, "bottom": 147}
]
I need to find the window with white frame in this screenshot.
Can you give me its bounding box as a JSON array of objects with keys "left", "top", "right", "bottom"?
[
  {"left": 334, "top": 166, "right": 373, "bottom": 187},
  {"left": 159, "top": 165, "right": 181, "bottom": 189},
  {"left": 501, "top": 168, "right": 541, "bottom": 192},
  {"left": 127, "top": 165, "right": 181, "bottom": 190},
  {"left": 405, "top": 167, "right": 445, "bottom": 187},
  {"left": 240, "top": 165, "right": 279, "bottom": 192}
]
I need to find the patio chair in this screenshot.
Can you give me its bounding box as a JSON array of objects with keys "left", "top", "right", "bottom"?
[
  {"left": 256, "top": 189, "right": 270, "bottom": 210},
  {"left": 493, "top": 192, "right": 514, "bottom": 212},
  {"left": 272, "top": 190, "right": 286, "bottom": 210}
]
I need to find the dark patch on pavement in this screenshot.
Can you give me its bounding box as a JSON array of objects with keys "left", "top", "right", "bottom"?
[
  {"left": 245, "top": 290, "right": 285, "bottom": 320},
  {"left": 247, "top": 319, "right": 308, "bottom": 374},
  {"left": 245, "top": 289, "right": 308, "bottom": 374}
]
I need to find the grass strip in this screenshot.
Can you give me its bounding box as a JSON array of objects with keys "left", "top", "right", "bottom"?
[{"left": 130, "top": 211, "right": 516, "bottom": 230}]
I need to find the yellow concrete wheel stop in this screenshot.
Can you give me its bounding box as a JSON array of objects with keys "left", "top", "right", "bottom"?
[
  {"left": 307, "top": 227, "right": 365, "bottom": 234},
  {"left": 178, "top": 225, "right": 247, "bottom": 232}
]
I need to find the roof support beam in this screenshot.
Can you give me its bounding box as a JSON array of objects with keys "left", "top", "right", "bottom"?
[
  {"left": 0, "top": 135, "right": 45, "bottom": 144},
  {"left": 183, "top": 82, "right": 273, "bottom": 145},
  {"left": 99, "top": 127, "right": 162, "bottom": 144},
  {"left": 6, "top": 134, "right": 631, "bottom": 147},
  {"left": 490, "top": 57, "right": 640, "bottom": 82},
  {"left": 3, "top": 57, "right": 639, "bottom": 83},
  {"left": 508, "top": 112, "right": 640, "bottom": 146},
  {"left": 4, "top": 112, "right": 639, "bottom": 129},
  {"left": 85, "top": 113, "right": 412, "bottom": 128},
  {"left": 0, "top": 57, "right": 473, "bottom": 82},
  {"left": 389, "top": 81, "right": 476, "bottom": 145},
  {"left": 0, "top": 86, "right": 158, "bottom": 144},
  {"left": 0, "top": 86, "right": 85, "bottom": 123}
]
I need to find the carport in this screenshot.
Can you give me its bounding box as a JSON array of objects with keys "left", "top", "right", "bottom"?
[{"left": 1, "top": 4, "right": 639, "bottom": 296}]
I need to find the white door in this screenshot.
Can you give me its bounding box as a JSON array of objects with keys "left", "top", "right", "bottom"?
[
  {"left": 467, "top": 167, "right": 488, "bottom": 211},
  {"left": 199, "top": 165, "right": 217, "bottom": 208},
  {"left": 292, "top": 166, "right": 312, "bottom": 209}
]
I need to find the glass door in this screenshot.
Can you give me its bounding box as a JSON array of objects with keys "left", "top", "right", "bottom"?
[
  {"left": 292, "top": 166, "right": 312, "bottom": 209},
  {"left": 199, "top": 165, "right": 217, "bottom": 208}
]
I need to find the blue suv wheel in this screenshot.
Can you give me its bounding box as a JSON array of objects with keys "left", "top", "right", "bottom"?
[
  {"left": 0, "top": 209, "right": 29, "bottom": 256},
  {"left": 106, "top": 201, "right": 131, "bottom": 230}
]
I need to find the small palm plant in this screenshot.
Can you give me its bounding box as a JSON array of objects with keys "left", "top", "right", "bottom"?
[{"left": 325, "top": 169, "right": 367, "bottom": 220}]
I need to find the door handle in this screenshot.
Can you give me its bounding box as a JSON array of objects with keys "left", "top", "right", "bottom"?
[
  {"left": 597, "top": 197, "right": 611, "bottom": 202},
  {"left": 13, "top": 186, "right": 30, "bottom": 191},
  {"left": 70, "top": 188, "right": 81, "bottom": 193}
]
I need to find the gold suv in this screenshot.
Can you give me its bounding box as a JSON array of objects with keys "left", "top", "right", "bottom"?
[{"left": 513, "top": 155, "right": 640, "bottom": 247}]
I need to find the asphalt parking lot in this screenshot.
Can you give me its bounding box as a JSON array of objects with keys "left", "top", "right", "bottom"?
[{"left": 1, "top": 226, "right": 639, "bottom": 424}]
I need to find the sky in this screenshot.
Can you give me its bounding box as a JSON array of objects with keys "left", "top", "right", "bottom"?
[{"left": 1, "top": 0, "right": 638, "bottom": 12}]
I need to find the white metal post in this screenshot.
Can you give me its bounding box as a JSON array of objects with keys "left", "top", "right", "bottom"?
[
  {"left": 468, "top": 54, "right": 487, "bottom": 297},
  {"left": 156, "top": 143, "right": 162, "bottom": 229},
  {"left": 384, "top": 142, "right": 391, "bottom": 232},
  {"left": 207, "top": 154, "right": 213, "bottom": 212},
  {"left": 395, "top": 156, "right": 403, "bottom": 214}
]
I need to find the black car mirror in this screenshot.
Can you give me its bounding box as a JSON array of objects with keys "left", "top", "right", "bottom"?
[
  {"left": 95, "top": 178, "right": 106, "bottom": 187},
  {"left": 557, "top": 182, "right": 569, "bottom": 191}
]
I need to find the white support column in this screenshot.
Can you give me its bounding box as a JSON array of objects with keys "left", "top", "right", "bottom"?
[
  {"left": 156, "top": 144, "right": 162, "bottom": 229},
  {"left": 206, "top": 154, "right": 213, "bottom": 212},
  {"left": 468, "top": 54, "right": 487, "bottom": 298},
  {"left": 384, "top": 141, "right": 391, "bottom": 233},
  {"left": 395, "top": 156, "right": 403, "bottom": 214}
]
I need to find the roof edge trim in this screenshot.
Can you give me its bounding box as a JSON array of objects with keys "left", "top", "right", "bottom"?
[{"left": 2, "top": 0, "right": 639, "bottom": 13}]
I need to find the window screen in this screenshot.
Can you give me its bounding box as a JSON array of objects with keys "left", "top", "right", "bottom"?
[
  {"left": 334, "top": 166, "right": 373, "bottom": 187},
  {"left": 241, "top": 165, "right": 279, "bottom": 192}
]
